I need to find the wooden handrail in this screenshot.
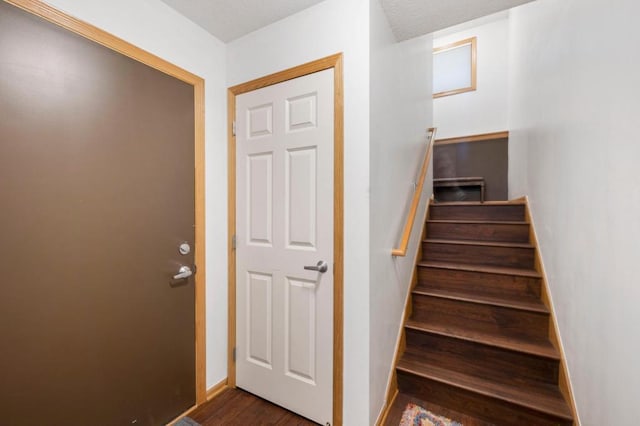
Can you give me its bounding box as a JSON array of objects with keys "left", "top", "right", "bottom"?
[{"left": 391, "top": 127, "right": 437, "bottom": 257}]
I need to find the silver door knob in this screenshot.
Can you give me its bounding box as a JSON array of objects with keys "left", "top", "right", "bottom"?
[
  {"left": 304, "top": 260, "right": 328, "bottom": 273},
  {"left": 173, "top": 265, "right": 193, "bottom": 280}
]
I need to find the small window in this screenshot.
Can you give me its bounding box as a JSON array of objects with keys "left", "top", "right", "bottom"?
[{"left": 433, "top": 37, "right": 477, "bottom": 98}]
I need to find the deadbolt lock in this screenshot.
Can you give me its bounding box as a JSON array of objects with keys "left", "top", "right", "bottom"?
[{"left": 179, "top": 242, "right": 191, "bottom": 255}]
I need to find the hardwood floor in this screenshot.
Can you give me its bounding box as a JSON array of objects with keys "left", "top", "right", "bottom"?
[
  {"left": 189, "top": 388, "right": 318, "bottom": 425},
  {"left": 384, "top": 392, "right": 494, "bottom": 426}
]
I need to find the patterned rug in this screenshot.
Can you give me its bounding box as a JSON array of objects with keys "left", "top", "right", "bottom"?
[
  {"left": 174, "top": 417, "right": 200, "bottom": 426},
  {"left": 399, "top": 403, "right": 463, "bottom": 426}
]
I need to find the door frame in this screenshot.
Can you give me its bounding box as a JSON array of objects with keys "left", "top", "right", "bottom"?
[
  {"left": 4, "top": 0, "right": 207, "bottom": 411},
  {"left": 227, "top": 54, "right": 344, "bottom": 426}
]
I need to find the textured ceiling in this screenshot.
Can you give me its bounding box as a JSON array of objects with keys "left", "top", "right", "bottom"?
[
  {"left": 380, "top": 0, "right": 535, "bottom": 41},
  {"left": 159, "top": 0, "right": 327, "bottom": 42},
  {"left": 160, "top": 0, "right": 536, "bottom": 43}
]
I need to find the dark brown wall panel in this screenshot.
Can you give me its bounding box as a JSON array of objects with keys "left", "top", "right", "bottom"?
[
  {"left": 0, "top": 2, "right": 196, "bottom": 424},
  {"left": 434, "top": 138, "right": 508, "bottom": 201}
]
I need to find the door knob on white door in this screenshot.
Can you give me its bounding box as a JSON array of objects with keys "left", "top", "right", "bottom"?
[
  {"left": 173, "top": 265, "right": 193, "bottom": 280},
  {"left": 303, "top": 260, "right": 328, "bottom": 273}
]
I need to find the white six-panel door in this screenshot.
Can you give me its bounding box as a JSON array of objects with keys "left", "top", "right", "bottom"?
[{"left": 236, "top": 69, "right": 334, "bottom": 424}]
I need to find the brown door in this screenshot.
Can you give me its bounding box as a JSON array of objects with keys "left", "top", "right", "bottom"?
[{"left": 0, "top": 3, "right": 196, "bottom": 425}]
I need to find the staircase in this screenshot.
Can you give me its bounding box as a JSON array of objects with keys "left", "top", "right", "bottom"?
[{"left": 393, "top": 201, "right": 574, "bottom": 425}]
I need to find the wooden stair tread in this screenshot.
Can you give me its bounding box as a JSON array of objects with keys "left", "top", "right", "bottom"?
[
  {"left": 431, "top": 200, "right": 525, "bottom": 206},
  {"left": 417, "top": 260, "right": 541, "bottom": 278},
  {"left": 427, "top": 219, "right": 529, "bottom": 225},
  {"left": 412, "top": 287, "right": 549, "bottom": 313},
  {"left": 396, "top": 357, "right": 573, "bottom": 421},
  {"left": 405, "top": 320, "right": 559, "bottom": 360},
  {"left": 434, "top": 176, "right": 484, "bottom": 182},
  {"left": 424, "top": 238, "right": 534, "bottom": 249},
  {"left": 402, "top": 347, "right": 559, "bottom": 394},
  {"left": 431, "top": 201, "right": 525, "bottom": 206}
]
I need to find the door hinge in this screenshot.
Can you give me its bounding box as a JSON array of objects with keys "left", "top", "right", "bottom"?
[
  {"left": 232, "top": 120, "right": 236, "bottom": 136},
  {"left": 233, "top": 347, "right": 236, "bottom": 362},
  {"left": 232, "top": 234, "right": 237, "bottom": 250}
]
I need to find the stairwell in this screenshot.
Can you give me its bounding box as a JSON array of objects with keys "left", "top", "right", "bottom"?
[{"left": 385, "top": 201, "right": 574, "bottom": 425}]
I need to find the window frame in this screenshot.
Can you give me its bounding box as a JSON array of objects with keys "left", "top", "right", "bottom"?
[{"left": 433, "top": 36, "right": 477, "bottom": 98}]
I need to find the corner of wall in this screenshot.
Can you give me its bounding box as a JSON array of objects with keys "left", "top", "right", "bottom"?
[{"left": 368, "top": 2, "right": 434, "bottom": 419}]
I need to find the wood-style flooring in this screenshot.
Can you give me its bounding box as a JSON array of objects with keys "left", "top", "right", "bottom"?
[
  {"left": 190, "top": 388, "right": 318, "bottom": 425},
  {"left": 190, "top": 387, "right": 492, "bottom": 425},
  {"left": 383, "top": 392, "right": 494, "bottom": 426}
]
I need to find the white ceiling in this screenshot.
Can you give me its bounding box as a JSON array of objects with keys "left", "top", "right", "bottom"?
[
  {"left": 159, "top": 0, "right": 327, "bottom": 43},
  {"left": 159, "top": 0, "right": 536, "bottom": 43},
  {"left": 380, "top": 0, "right": 535, "bottom": 41},
  {"left": 433, "top": 10, "right": 509, "bottom": 39}
]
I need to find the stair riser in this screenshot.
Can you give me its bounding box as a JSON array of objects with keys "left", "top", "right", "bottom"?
[
  {"left": 417, "top": 267, "right": 542, "bottom": 300},
  {"left": 411, "top": 294, "right": 549, "bottom": 340},
  {"left": 396, "top": 371, "right": 572, "bottom": 426},
  {"left": 423, "top": 242, "right": 535, "bottom": 269},
  {"left": 430, "top": 204, "right": 526, "bottom": 221},
  {"left": 426, "top": 222, "right": 530, "bottom": 243},
  {"left": 404, "top": 329, "right": 559, "bottom": 385}
]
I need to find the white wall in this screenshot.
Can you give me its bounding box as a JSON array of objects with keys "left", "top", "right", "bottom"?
[
  {"left": 434, "top": 14, "right": 509, "bottom": 139},
  {"left": 368, "top": 0, "right": 433, "bottom": 422},
  {"left": 43, "top": 0, "right": 229, "bottom": 389},
  {"left": 227, "top": 0, "right": 372, "bottom": 422},
  {"left": 508, "top": 0, "right": 640, "bottom": 423}
]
